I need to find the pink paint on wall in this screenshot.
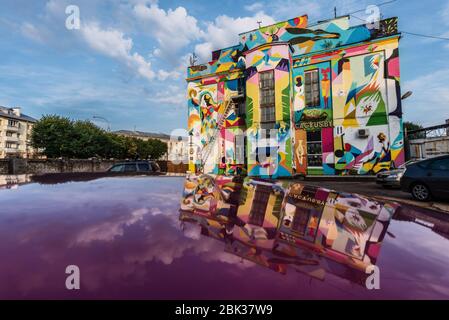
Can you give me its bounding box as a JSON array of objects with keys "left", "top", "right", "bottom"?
[
  {"left": 387, "top": 57, "right": 400, "bottom": 78},
  {"left": 322, "top": 128, "right": 334, "bottom": 153}
]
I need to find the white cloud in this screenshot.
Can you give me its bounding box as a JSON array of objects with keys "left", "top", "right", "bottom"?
[
  {"left": 80, "top": 22, "right": 180, "bottom": 81},
  {"left": 194, "top": 12, "right": 277, "bottom": 63},
  {"left": 244, "top": 2, "right": 264, "bottom": 12},
  {"left": 20, "top": 22, "right": 46, "bottom": 43},
  {"left": 133, "top": 3, "right": 203, "bottom": 60},
  {"left": 442, "top": 0, "right": 449, "bottom": 22},
  {"left": 153, "top": 85, "right": 185, "bottom": 107},
  {"left": 243, "top": 0, "right": 321, "bottom": 21},
  {"left": 81, "top": 22, "right": 156, "bottom": 81}
]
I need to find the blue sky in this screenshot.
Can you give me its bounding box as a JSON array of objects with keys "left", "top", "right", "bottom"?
[{"left": 0, "top": 0, "right": 448, "bottom": 134}]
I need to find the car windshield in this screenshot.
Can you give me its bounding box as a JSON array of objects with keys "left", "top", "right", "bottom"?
[
  {"left": 399, "top": 159, "right": 418, "bottom": 168},
  {"left": 110, "top": 164, "right": 124, "bottom": 172},
  {"left": 124, "top": 164, "right": 137, "bottom": 172}
]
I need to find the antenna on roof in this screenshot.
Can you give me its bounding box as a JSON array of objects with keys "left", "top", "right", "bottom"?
[
  {"left": 334, "top": 7, "right": 337, "bottom": 18},
  {"left": 189, "top": 52, "right": 198, "bottom": 67},
  {"left": 257, "top": 21, "right": 262, "bottom": 28}
]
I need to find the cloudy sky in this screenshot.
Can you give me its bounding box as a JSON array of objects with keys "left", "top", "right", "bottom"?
[{"left": 0, "top": 0, "right": 448, "bottom": 133}]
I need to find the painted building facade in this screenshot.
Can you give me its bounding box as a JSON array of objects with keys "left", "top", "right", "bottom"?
[{"left": 186, "top": 15, "right": 404, "bottom": 177}]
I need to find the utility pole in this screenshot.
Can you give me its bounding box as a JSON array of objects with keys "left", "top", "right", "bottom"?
[{"left": 334, "top": 7, "right": 337, "bottom": 18}]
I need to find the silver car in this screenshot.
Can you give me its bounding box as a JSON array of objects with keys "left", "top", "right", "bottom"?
[{"left": 376, "top": 160, "right": 420, "bottom": 188}]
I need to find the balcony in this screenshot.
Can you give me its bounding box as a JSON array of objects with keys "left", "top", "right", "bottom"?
[
  {"left": 5, "top": 135, "right": 19, "bottom": 142},
  {"left": 6, "top": 125, "right": 19, "bottom": 132},
  {"left": 5, "top": 148, "right": 20, "bottom": 154}
]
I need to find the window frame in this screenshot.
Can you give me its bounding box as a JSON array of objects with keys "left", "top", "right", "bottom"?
[
  {"left": 306, "top": 130, "right": 323, "bottom": 168},
  {"left": 304, "top": 69, "right": 321, "bottom": 108},
  {"left": 259, "top": 70, "right": 276, "bottom": 122},
  {"left": 123, "top": 163, "right": 137, "bottom": 172},
  {"left": 137, "top": 162, "right": 152, "bottom": 172},
  {"left": 248, "top": 185, "right": 271, "bottom": 226}
]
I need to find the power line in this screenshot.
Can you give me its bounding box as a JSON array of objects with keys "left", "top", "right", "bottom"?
[
  {"left": 401, "top": 31, "right": 449, "bottom": 41},
  {"left": 345, "top": 0, "right": 398, "bottom": 15},
  {"left": 350, "top": 14, "right": 449, "bottom": 41}
]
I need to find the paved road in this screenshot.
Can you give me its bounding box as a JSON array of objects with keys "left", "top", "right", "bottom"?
[
  {"left": 298, "top": 180, "right": 449, "bottom": 213},
  {"left": 302, "top": 181, "right": 408, "bottom": 199}
]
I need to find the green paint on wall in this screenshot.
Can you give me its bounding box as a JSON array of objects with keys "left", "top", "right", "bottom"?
[
  {"left": 366, "top": 92, "right": 388, "bottom": 126},
  {"left": 281, "top": 84, "right": 290, "bottom": 122},
  {"left": 246, "top": 95, "right": 253, "bottom": 127},
  {"left": 307, "top": 167, "right": 324, "bottom": 175}
]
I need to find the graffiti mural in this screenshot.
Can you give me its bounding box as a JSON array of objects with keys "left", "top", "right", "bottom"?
[
  {"left": 187, "top": 14, "right": 403, "bottom": 176},
  {"left": 245, "top": 44, "right": 293, "bottom": 178}
]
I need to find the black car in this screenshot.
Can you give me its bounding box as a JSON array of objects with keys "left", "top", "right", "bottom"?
[
  {"left": 400, "top": 155, "right": 449, "bottom": 201},
  {"left": 107, "top": 161, "right": 161, "bottom": 174}
]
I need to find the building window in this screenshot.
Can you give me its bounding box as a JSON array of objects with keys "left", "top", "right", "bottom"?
[
  {"left": 304, "top": 69, "right": 320, "bottom": 107},
  {"left": 8, "top": 120, "right": 18, "bottom": 127},
  {"left": 292, "top": 208, "right": 310, "bottom": 235},
  {"left": 259, "top": 71, "right": 276, "bottom": 137},
  {"left": 260, "top": 71, "right": 275, "bottom": 107},
  {"left": 235, "top": 135, "right": 245, "bottom": 164},
  {"left": 237, "top": 101, "right": 246, "bottom": 117},
  {"left": 6, "top": 131, "right": 13, "bottom": 137},
  {"left": 306, "top": 130, "right": 322, "bottom": 167},
  {"left": 248, "top": 185, "right": 271, "bottom": 226},
  {"left": 261, "top": 106, "right": 276, "bottom": 123},
  {"left": 6, "top": 142, "right": 17, "bottom": 149}
]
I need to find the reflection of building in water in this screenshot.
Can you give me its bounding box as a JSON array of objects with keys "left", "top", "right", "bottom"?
[
  {"left": 233, "top": 179, "right": 287, "bottom": 250},
  {"left": 180, "top": 174, "right": 242, "bottom": 225},
  {"left": 179, "top": 174, "right": 399, "bottom": 285},
  {"left": 0, "top": 174, "right": 32, "bottom": 188}
]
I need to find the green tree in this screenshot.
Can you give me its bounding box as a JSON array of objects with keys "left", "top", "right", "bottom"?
[
  {"left": 404, "top": 121, "right": 425, "bottom": 139},
  {"left": 31, "top": 115, "right": 168, "bottom": 160},
  {"left": 71, "top": 120, "right": 109, "bottom": 158},
  {"left": 30, "top": 115, "right": 77, "bottom": 158},
  {"left": 147, "top": 138, "right": 167, "bottom": 160}
]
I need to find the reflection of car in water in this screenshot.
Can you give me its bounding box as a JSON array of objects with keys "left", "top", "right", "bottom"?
[
  {"left": 400, "top": 155, "right": 449, "bottom": 201},
  {"left": 179, "top": 174, "right": 399, "bottom": 285}
]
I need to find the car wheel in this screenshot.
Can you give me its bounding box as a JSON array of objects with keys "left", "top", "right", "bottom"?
[{"left": 411, "top": 183, "right": 431, "bottom": 201}]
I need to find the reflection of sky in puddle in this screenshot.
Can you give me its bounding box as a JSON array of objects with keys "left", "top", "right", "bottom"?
[{"left": 0, "top": 176, "right": 448, "bottom": 299}]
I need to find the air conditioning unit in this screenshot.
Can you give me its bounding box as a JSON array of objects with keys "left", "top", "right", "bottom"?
[{"left": 357, "top": 128, "right": 370, "bottom": 138}]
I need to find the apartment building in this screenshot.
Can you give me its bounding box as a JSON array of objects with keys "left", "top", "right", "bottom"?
[
  {"left": 186, "top": 14, "right": 404, "bottom": 177},
  {"left": 0, "top": 106, "right": 37, "bottom": 158}
]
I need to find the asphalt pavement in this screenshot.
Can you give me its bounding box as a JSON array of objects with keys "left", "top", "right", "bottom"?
[{"left": 298, "top": 180, "right": 449, "bottom": 214}]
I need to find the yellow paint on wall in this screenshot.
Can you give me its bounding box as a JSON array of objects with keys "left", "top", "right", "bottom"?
[
  {"left": 246, "top": 80, "right": 260, "bottom": 123},
  {"left": 275, "top": 71, "right": 289, "bottom": 121}
]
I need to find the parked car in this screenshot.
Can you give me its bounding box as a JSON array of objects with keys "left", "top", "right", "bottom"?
[
  {"left": 107, "top": 161, "right": 161, "bottom": 174},
  {"left": 400, "top": 155, "right": 449, "bottom": 201},
  {"left": 376, "top": 159, "right": 420, "bottom": 188}
]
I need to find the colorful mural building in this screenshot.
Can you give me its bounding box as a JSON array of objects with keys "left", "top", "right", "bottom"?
[{"left": 186, "top": 14, "right": 404, "bottom": 177}]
